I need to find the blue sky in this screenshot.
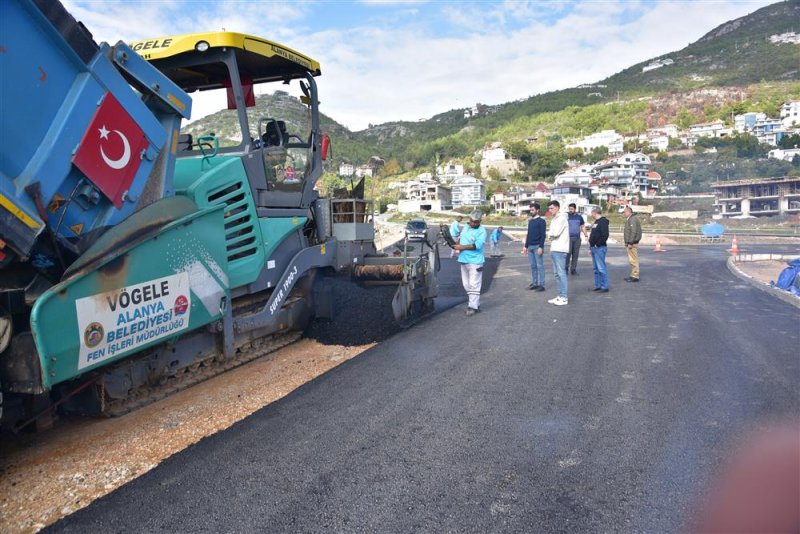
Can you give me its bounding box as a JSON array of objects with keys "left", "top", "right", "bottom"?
[{"left": 63, "top": 0, "right": 776, "bottom": 131}]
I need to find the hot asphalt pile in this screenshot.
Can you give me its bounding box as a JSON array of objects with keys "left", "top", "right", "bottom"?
[
  {"left": 306, "top": 248, "right": 500, "bottom": 345},
  {"left": 306, "top": 279, "right": 401, "bottom": 345}
]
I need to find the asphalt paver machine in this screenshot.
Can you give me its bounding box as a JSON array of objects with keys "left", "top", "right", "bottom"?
[{"left": 0, "top": 0, "right": 437, "bottom": 430}]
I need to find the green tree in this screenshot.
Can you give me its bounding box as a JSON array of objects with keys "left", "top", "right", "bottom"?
[
  {"left": 380, "top": 158, "right": 401, "bottom": 177},
  {"left": 733, "top": 133, "right": 766, "bottom": 158},
  {"left": 676, "top": 108, "right": 696, "bottom": 129},
  {"left": 778, "top": 133, "right": 800, "bottom": 149},
  {"left": 506, "top": 140, "right": 531, "bottom": 165},
  {"left": 588, "top": 146, "right": 609, "bottom": 163},
  {"left": 319, "top": 172, "right": 347, "bottom": 197}
]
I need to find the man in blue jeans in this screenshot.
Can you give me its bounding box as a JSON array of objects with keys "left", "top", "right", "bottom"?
[
  {"left": 565, "top": 203, "right": 588, "bottom": 275},
  {"left": 588, "top": 207, "right": 610, "bottom": 292},
  {"left": 546, "top": 200, "right": 569, "bottom": 306},
  {"left": 522, "top": 203, "right": 546, "bottom": 291}
]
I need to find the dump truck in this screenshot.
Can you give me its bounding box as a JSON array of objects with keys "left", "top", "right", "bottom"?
[{"left": 0, "top": 0, "right": 437, "bottom": 430}]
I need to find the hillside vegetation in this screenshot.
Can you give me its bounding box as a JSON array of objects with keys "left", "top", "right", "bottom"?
[{"left": 184, "top": 1, "right": 800, "bottom": 195}]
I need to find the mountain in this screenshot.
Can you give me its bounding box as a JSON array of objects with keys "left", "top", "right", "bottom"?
[
  {"left": 185, "top": 1, "right": 800, "bottom": 170},
  {"left": 601, "top": 0, "right": 800, "bottom": 91}
]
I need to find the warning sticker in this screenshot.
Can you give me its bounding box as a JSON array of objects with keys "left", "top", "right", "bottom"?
[
  {"left": 48, "top": 193, "right": 65, "bottom": 214},
  {"left": 75, "top": 272, "right": 191, "bottom": 369}
]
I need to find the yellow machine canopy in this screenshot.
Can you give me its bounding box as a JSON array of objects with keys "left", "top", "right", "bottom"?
[{"left": 130, "top": 32, "right": 321, "bottom": 91}]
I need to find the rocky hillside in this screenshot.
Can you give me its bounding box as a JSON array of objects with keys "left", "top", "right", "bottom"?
[
  {"left": 186, "top": 1, "right": 800, "bottom": 168},
  {"left": 603, "top": 0, "right": 800, "bottom": 91}
]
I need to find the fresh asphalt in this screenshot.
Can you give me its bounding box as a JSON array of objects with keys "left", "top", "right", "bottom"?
[{"left": 50, "top": 242, "right": 800, "bottom": 533}]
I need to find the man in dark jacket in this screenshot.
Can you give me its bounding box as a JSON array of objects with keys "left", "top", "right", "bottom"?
[
  {"left": 588, "top": 207, "right": 610, "bottom": 292},
  {"left": 565, "top": 203, "right": 588, "bottom": 275},
  {"left": 623, "top": 206, "right": 642, "bottom": 282},
  {"left": 522, "top": 203, "right": 546, "bottom": 291}
]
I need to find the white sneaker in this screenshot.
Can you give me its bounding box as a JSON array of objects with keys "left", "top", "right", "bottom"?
[
  {"left": 547, "top": 297, "right": 559, "bottom": 304},
  {"left": 553, "top": 297, "right": 568, "bottom": 306}
]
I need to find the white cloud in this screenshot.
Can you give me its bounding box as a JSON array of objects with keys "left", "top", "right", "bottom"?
[{"left": 62, "top": 0, "right": 775, "bottom": 131}]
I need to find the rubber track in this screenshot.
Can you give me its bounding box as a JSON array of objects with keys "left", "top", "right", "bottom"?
[{"left": 101, "top": 332, "right": 302, "bottom": 417}]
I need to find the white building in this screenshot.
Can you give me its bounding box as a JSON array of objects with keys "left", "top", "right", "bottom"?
[
  {"left": 355, "top": 165, "right": 373, "bottom": 178},
  {"left": 769, "top": 32, "right": 800, "bottom": 45},
  {"left": 338, "top": 162, "right": 354, "bottom": 177},
  {"left": 481, "top": 144, "right": 507, "bottom": 161},
  {"left": 642, "top": 58, "right": 674, "bottom": 72},
  {"left": 464, "top": 104, "right": 481, "bottom": 119},
  {"left": 595, "top": 153, "right": 659, "bottom": 198},
  {"left": 438, "top": 161, "right": 465, "bottom": 184},
  {"left": 479, "top": 145, "right": 521, "bottom": 179},
  {"left": 550, "top": 184, "right": 593, "bottom": 210},
  {"left": 688, "top": 120, "right": 731, "bottom": 139},
  {"left": 752, "top": 118, "right": 785, "bottom": 146},
  {"left": 491, "top": 190, "right": 518, "bottom": 214},
  {"left": 644, "top": 134, "right": 669, "bottom": 152},
  {"left": 780, "top": 100, "right": 800, "bottom": 128},
  {"left": 647, "top": 125, "right": 679, "bottom": 138},
  {"left": 490, "top": 184, "right": 550, "bottom": 215},
  {"left": 566, "top": 130, "right": 624, "bottom": 155},
  {"left": 554, "top": 168, "right": 593, "bottom": 187},
  {"left": 768, "top": 148, "right": 800, "bottom": 162},
  {"left": 450, "top": 175, "right": 486, "bottom": 208},
  {"left": 734, "top": 112, "right": 767, "bottom": 133},
  {"left": 397, "top": 174, "right": 452, "bottom": 213}
]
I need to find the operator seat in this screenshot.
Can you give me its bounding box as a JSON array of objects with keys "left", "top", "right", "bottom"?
[{"left": 262, "top": 121, "right": 287, "bottom": 147}]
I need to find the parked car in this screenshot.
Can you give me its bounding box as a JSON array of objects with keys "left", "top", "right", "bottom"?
[{"left": 405, "top": 219, "right": 428, "bottom": 241}]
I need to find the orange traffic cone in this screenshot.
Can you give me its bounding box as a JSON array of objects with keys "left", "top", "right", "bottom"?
[
  {"left": 654, "top": 235, "right": 664, "bottom": 252},
  {"left": 729, "top": 235, "right": 739, "bottom": 255}
]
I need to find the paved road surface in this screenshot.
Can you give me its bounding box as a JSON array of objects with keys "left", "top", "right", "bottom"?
[{"left": 50, "top": 244, "right": 800, "bottom": 533}]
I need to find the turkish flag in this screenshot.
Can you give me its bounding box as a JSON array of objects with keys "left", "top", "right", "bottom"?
[{"left": 72, "top": 93, "right": 149, "bottom": 208}]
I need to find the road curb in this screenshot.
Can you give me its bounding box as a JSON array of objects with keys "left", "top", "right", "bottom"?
[{"left": 726, "top": 254, "right": 800, "bottom": 309}]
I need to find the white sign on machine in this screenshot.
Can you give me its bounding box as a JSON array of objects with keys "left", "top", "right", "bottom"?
[{"left": 75, "top": 272, "right": 191, "bottom": 369}]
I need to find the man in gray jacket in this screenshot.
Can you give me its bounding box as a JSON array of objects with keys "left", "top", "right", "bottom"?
[{"left": 623, "top": 206, "right": 642, "bottom": 282}]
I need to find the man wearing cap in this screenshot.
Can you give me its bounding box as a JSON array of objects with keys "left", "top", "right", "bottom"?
[{"left": 452, "top": 210, "right": 487, "bottom": 316}]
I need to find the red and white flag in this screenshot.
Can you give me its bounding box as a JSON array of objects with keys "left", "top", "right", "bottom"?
[{"left": 72, "top": 93, "right": 149, "bottom": 208}]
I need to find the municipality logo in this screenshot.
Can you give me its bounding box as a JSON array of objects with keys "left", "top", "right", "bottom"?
[{"left": 83, "top": 322, "right": 104, "bottom": 348}]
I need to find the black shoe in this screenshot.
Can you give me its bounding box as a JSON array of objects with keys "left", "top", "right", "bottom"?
[
  {"left": 598, "top": 288, "right": 609, "bottom": 293},
  {"left": 629, "top": 278, "right": 639, "bottom": 283},
  {"left": 527, "top": 283, "right": 536, "bottom": 290},
  {"left": 535, "top": 286, "right": 546, "bottom": 292},
  {"left": 571, "top": 270, "right": 577, "bottom": 275},
  {"left": 592, "top": 287, "right": 602, "bottom": 291}
]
